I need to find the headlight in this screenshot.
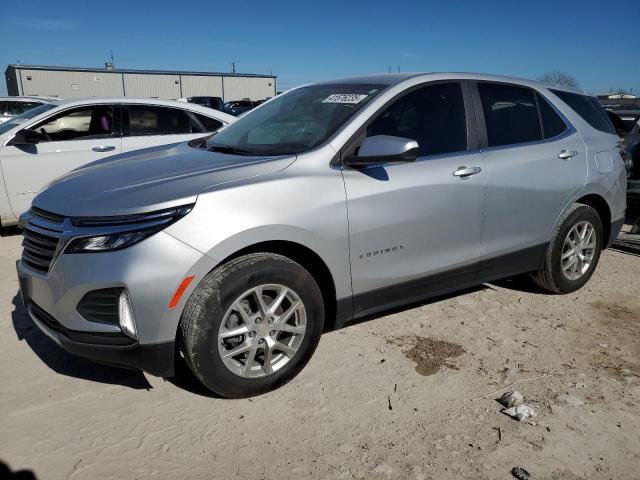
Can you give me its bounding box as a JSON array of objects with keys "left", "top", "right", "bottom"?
[{"left": 65, "top": 204, "right": 193, "bottom": 254}]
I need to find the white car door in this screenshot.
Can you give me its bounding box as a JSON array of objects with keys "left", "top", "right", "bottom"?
[
  {"left": 121, "top": 104, "right": 223, "bottom": 152},
  {"left": 0, "top": 104, "right": 121, "bottom": 218}
]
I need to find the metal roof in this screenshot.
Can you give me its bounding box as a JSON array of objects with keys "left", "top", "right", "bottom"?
[{"left": 5, "top": 64, "right": 276, "bottom": 79}]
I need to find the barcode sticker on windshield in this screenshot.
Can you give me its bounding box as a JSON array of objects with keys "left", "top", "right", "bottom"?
[{"left": 322, "top": 94, "right": 368, "bottom": 104}]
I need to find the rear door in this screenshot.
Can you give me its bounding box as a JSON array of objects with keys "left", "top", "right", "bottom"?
[
  {"left": 474, "top": 82, "right": 587, "bottom": 275},
  {"left": 0, "top": 104, "right": 121, "bottom": 217},
  {"left": 121, "top": 104, "right": 223, "bottom": 152},
  {"left": 342, "top": 81, "right": 486, "bottom": 317}
]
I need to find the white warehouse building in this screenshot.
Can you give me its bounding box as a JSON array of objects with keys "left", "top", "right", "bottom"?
[{"left": 4, "top": 64, "right": 277, "bottom": 102}]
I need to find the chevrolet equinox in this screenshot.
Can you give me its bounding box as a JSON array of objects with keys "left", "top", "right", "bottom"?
[{"left": 17, "top": 73, "right": 626, "bottom": 397}]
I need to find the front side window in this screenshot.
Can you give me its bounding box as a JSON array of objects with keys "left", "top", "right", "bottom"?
[
  {"left": 207, "top": 83, "right": 385, "bottom": 155},
  {"left": 550, "top": 89, "right": 615, "bottom": 134},
  {"left": 479, "top": 83, "right": 542, "bottom": 147},
  {"left": 31, "top": 105, "right": 115, "bottom": 142},
  {"left": 125, "top": 106, "right": 196, "bottom": 136},
  {"left": 367, "top": 82, "right": 467, "bottom": 157}
]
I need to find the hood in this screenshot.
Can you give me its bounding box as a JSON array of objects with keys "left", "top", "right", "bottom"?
[{"left": 33, "top": 141, "right": 295, "bottom": 217}]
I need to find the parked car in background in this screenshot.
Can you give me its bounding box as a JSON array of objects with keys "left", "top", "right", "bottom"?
[
  {"left": 0, "top": 96, "right": 58, "bottom": 124},
  {"left": 611, "top": 108, "right": 640, "bottom": 133},
  {"left": 224, "top": 99, "right": 259, "bottom": 116},
  {"left": 17, "top": 73, "right": 625, "bottom": 398},
  {"left": 178, "top": 96, "right": 225, "bottom": 112},
  {"left": 0, "top": 98, "right": 235, "bottom": 225},
  {"left": 605, "top": 111, "right": 639, "bottom": 208},
  {"left": 622, "top": 122, "right": 640, "bottom": 208}
]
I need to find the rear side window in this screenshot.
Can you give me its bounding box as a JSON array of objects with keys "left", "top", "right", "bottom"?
[
  {"left": 478, "top": 83, "right": 541, "bottom": 147},
  {"left": 536, "top": 93, "right": 567, "bottom": 139},
  {"left": 126, "top": 106, "right": 194, "bottom": 136},
  {"left": 367, "top": 82, "right": 467, "bottom": 157},
  {"left": 550, "top": 89, "right": 615, "bottom": 134},
  {"left": 190, "top": 112, "right": 223, "bottom": 132}
]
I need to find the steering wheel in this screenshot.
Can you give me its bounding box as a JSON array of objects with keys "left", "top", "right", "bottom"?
[{"left": 39, "top": 128, "right": 52, "bottom": 142}]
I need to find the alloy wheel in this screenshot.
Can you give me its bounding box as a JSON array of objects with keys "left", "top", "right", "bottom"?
[
  {"left": 217, "top": 284, "right": 307, "bottom": 378},
  {"left": 561, "top": 220, "right": 596, "bottom": 281}
]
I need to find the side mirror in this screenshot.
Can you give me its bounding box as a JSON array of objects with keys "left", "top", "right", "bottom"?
[
  {"left": 9, "top": 128, "right": 41, "bottom": 145},
  {"left": 346, "top": 135, "right": 419, "bottom": 167}
]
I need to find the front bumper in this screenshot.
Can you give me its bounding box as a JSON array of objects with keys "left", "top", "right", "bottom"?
[
  {"left": 16, "top": 230, "right": 218, "bottom": 376},
  {"left": 607, "top": 217, "right": 626, "bottom": 248},
  {"left": 26, "top": 298, "right": 175, "bottom": 376}
]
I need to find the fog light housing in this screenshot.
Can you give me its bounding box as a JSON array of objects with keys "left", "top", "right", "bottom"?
[{"left": 118, "top": 290, "right": 138, "bottom": 339}]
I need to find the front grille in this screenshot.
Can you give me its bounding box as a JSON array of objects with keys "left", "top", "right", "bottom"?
[
  {"left": 21, "top": 228, "right": 60, "bottom": 273},
  {"left": 77, "top": 288, "right": 123, "bottom": 326},
  {"left": 31, "top": 207, "right": 65, "bottom": 224}
]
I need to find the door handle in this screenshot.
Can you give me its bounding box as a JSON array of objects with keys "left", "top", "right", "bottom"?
[
  {"left": 453, "top": 166, "right": 482, "bottom": 177},
  {"left": 92, "top": 145, "right": 116, "bottom": 152},
  {"left": 558, "top": 150, "right": 577, "bottom": 160}
]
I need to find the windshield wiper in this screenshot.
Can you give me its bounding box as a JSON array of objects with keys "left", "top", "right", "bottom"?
[{"left": 207, "top": 144, "right": 257, "bottom": 156}]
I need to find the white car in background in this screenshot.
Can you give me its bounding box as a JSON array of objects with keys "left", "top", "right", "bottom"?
[
  {"left": 0, "top": 98, "right": 235, "bottom": 226},
  {"left": 0, "top": 96, "right": 58, "bottom": 124}
]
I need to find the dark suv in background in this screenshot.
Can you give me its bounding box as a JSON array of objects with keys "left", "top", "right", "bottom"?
[
  {"left": 224, "top": 99, "right": 261, "bottom": 116},
  {"left": 603, "top": 105, "right": 640, "bottom": 209},
  {"left": 183, "top": 96, "right": 225, "bottom": 112}
]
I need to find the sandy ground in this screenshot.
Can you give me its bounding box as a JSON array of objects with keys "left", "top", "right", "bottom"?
[{"left": 1, "top": 226, "right": 639, "bottom": 480}]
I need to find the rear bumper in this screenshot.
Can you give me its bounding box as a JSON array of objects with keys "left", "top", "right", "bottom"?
[
  {"left": 27, "top": 299, "right": 175, "bottom": 376},
  {"left": 607, "top": 217, "right": 626, "bottom": 248},
  {"left": 628, "top": 179, "right": 640, "bottom": 203}
]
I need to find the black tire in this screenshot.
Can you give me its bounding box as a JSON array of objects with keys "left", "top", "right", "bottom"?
[
  {"left": 180, "top": 253, "right": 324, "bottom": 398},
  {"left": 533, "top": 203, "right": 603, "bottom": 294}
]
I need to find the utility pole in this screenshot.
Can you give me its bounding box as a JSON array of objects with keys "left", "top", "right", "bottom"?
[{"left": 230, "top": 61, "right": 236, "bottom": 73}]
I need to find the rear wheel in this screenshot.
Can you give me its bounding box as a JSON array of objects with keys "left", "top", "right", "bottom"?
[
  {"left": 180, "top": 253, "right": 324, "bottom": 398},
  {"left": 533, "top": 203, "right": 603, "bottom": 293}
]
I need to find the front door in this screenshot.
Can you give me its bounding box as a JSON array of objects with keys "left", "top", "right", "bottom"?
[
  {"left": 0, "top": 104, "right": 121, "bottom": 218},
  {"left": 341, "top": 82, "right": 486, "bottom": 317}
]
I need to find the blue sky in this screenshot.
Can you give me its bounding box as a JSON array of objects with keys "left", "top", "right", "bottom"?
[{"left": 2, "top": 0, "right": 638, "bottom": 95}]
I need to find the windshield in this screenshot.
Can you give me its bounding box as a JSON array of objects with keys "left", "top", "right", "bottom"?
[
  {"left": 206, "top": 84, "right": 385, "bottom": 155},
  {"left": 0, "top": 103, "right": 57, "bottom": 136}
]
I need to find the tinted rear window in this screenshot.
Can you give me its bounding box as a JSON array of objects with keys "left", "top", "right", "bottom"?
[
  {"left": 126, "top": 105, "right": 193, "bottom": 136},
  {"left": 478, "top": 83, "right": 541, "bottom": 147},
  {"left": 551, "top": 89, "right": 615, "bottom": 134},
  {"left": 191, "top": 112, "right": 223, "bottom": 132},
  {"left": 536, "top": 93, "right": 567, "bottom": 139}
]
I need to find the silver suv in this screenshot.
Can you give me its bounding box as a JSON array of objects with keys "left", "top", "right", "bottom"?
[{"left": 17, "top": 73, "right": 626, "bottom": 397}]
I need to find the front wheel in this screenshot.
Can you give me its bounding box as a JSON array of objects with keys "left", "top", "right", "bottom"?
[
  {"left": 180, "top": 253, "right": 324, "bottom": 398},
  {"left": 533, "top": 203, "right": 603, "bottom": 294}
]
